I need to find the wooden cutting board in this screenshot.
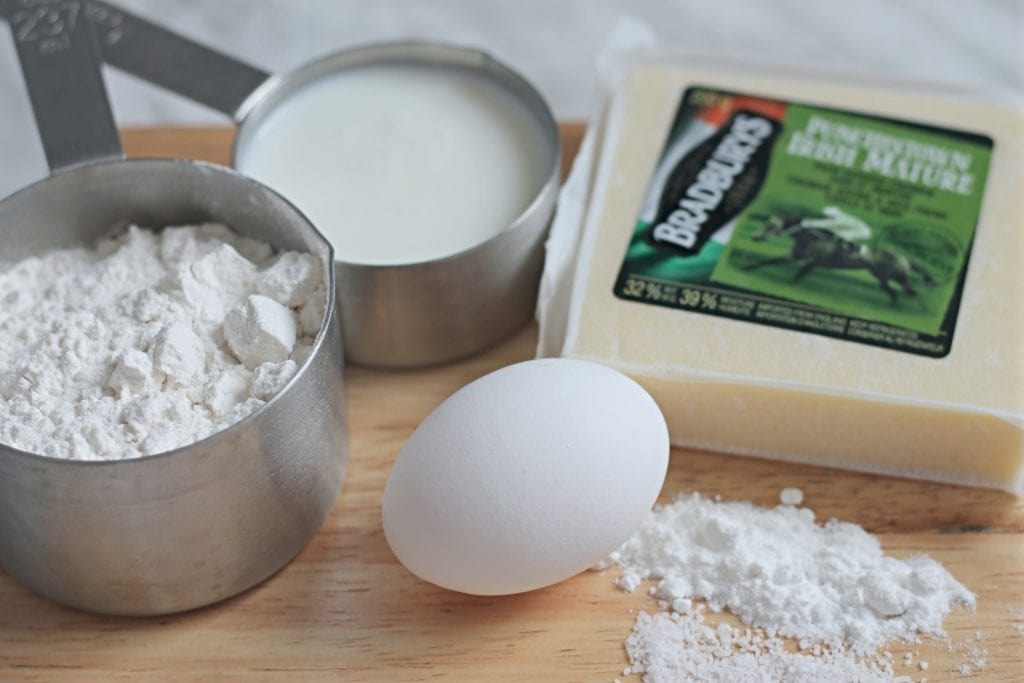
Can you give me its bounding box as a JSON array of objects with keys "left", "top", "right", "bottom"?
[{"left": 0, "top": 126, "right": 1021, "bottom": 682}]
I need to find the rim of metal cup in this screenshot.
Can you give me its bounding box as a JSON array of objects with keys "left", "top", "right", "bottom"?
[
  {"left": 232, "top": 40, "right": 561, "bottom": 270},
  {"left": 0, "top": 157, "right": 338, "bottom": 464}
]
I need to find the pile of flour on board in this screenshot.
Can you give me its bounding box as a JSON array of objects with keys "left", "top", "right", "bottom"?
[
  {"left": 597, "top": 491, "right": 975, "bottom": 682},
  {"left": 0, "top": 224, "right": 326, "bottom": 459}
]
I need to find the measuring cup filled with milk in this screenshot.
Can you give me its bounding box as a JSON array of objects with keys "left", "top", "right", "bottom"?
[
  {"left": 237, "top": 63, "right": 550, "bottom": 267},
  {"left": 89, "top": 2, "right": 560, "bottom": 367}
]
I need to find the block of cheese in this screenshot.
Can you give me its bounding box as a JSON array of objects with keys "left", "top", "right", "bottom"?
[{"left": 542, "top": 59, "right": 1024, "bottom": 493}]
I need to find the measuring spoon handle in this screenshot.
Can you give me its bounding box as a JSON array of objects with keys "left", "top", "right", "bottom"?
[
  {"left": 1, "top": 0, "right": 123, "bottom": 172},
  {"left": 85, "top": 1, "right": 272, "bottom": 121}
]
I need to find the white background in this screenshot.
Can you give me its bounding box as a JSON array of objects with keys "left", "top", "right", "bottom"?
[{"left": 1, "top": 0, "right": 1022, "bottom": 197}]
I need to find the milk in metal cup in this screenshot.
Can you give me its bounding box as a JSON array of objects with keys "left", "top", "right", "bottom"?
[{"left": 236, "top": 63, "right": 550, "bottom": 266}]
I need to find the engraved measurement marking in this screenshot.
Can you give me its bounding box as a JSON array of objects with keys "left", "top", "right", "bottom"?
[
  {"left": 84, "top": 1, "right": 124, "bottom": 46},
  {"left": 10, "top": 0, "right": 82, "bottom": 54}
]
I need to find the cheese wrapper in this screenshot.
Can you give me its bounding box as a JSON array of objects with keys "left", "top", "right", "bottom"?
[{"left": 540, "top": 58, "right": 1024, "bottom": 494}]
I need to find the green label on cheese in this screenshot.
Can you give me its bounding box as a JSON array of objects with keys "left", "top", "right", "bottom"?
[{"left": 614, "top": 86, "right": 993, "bottom": 358}]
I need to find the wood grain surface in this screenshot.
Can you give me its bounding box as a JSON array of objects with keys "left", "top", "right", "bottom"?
[{"left": 0, "top": 126, "right": 1021, "bottom": 682}]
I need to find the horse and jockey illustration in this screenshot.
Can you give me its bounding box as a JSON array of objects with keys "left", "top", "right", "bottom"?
[{"left": 742, "top": 206, "right": 937, "bottom": 307}]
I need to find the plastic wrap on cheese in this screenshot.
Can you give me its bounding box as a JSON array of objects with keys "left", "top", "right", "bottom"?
[{"left": 539, "top": 58, "right": 1024, "bottom": 494}]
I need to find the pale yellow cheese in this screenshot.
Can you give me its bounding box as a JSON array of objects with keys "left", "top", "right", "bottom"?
[{"left": 558, "top": 63, "right": 1024, "bottom": 493}]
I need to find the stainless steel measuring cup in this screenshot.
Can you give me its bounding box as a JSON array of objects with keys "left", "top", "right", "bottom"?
[
  {"left": 0, "top": 1, "right": 346, "bottom": 615},
  {"left": 85, "top": 1, "right": 561, "bottom": 367}
]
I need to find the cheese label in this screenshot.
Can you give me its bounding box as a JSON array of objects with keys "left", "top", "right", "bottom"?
[{"left": 614, "top": 86, "right": 993, "bottom": 357}]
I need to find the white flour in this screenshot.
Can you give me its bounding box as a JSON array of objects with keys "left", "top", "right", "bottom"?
[
  {"left": 598, "top": 492, "right": 975, "bottom": 681},
  {"left": 623, "top": 608, "right": 892, "bottom": 683},
  {"left": 0, "top": 224, "right": 326, "bottom": 460}
]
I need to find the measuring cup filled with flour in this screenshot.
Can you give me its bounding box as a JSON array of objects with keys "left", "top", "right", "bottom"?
[
  {"left": 89, "top": 1, "right": 560, "bottom": 367},
  {"left": 0, "top": 2, "right": 346, "bottom": 615}
]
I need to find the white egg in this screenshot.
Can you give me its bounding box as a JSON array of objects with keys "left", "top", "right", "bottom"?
[{"left": 382, "top": 358, "right": 669, "bottom": 595}]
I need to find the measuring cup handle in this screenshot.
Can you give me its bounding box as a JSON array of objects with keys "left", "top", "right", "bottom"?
[
  {"left": 85, "top": 1, "right": 272, "bottom": 121},
  {"left": 1, "top": 0, "right": 123, "bottom": 172}
]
